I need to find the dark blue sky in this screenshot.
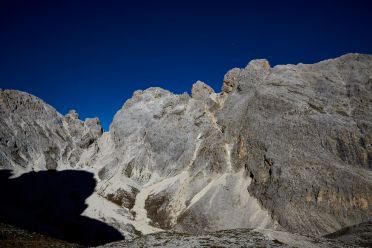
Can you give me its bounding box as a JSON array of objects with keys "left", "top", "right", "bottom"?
[{"left": 1, "top": 0, "right": 372, "bottom": 130}]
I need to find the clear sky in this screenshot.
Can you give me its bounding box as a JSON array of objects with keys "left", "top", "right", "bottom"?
[{"left": 1, "top": 0, "right": 372, "bottom": 130}]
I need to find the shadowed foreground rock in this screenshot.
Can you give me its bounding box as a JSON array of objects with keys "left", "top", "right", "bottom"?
[
  {"left": 98, "top": 228, "right": 361, "bottom": 248},
  {"left": 324, "top": 219, "right": 372, "bottom": 247},
  {"left": 0, "top": 222, "right": 82, "bottom": 248}
]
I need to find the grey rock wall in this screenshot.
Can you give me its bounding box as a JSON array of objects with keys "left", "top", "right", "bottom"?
[
  {"left": 0, "top": 53, "right": 371, "bottom": 240},
  {"left": 0, "top": 90, "right": 102, "bottom": 174}
]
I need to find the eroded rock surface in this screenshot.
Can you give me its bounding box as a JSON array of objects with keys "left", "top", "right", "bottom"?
[
  {"left": 98, "top": 228, "right": 358, "bottom": 248},
  {"left": 98, "top": 53, "right": 372, "bottom": 237},
  {"left": 0, "top": 90, "right": 102, "bottom": 174},
  {"left": 0, "top": 53, "right": 371, "bottom": 245}
]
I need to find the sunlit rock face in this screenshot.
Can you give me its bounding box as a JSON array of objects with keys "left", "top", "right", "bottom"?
[
  {"left": 0, "top": 53, "right": 371, "bottom": 242},
  {"left": 0, "top": 90, "right": 102, "bottom": 174},
  {"left": 215, "top": 54, "right": 372, "bottom": 235}
]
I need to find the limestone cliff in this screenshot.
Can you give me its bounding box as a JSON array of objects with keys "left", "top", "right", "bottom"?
[
  {"left": 1, "top": 53, "right": 371, "bottom": 243},
  {"left": 0, "top": 90, "right": 102, "bottom": 174}
]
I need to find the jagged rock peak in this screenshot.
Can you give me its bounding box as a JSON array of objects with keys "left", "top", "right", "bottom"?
[
  {"left": 191, "top": 80, "right": 214, "bottom": 100},
  {"left": 0, "top": 89, "right": 103, "bottom": 173},
  {"left": 0, "top": 89, "right": 60, "bottom": 118},
  {"left": 65, "top": 109, "right": 80, "bottom": 120},
  {"left": 245, "top": 58, "right": 271, "bottom": 70},
  {"left": 1, "top": 53, "right": 372, "bottom": 244}
]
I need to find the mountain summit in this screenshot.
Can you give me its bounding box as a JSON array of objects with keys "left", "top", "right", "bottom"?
[{"left": 1, "top": 53, "right": 371, "bottom": 247}]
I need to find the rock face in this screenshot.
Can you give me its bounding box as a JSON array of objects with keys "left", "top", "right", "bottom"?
[
  {"left": 0, "top": 53, "right": 371, "bottom": 244},
  {"left": 324, "top": 220, "right": 372, "bottom": 247},
  {"left": 98, "top": 228, "right": 360, "bottom": 248},
  {"left": 0, "top": 90, "right": 102, "bottom": 175}
]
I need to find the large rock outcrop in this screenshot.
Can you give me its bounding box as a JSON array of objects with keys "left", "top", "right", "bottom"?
[
  {"left": 216, "top": 54, "right": 372, "bottom": 235},
  {"left": 0, "top": 53, "right": 371, "bottom": 243},
  {"left": 0, "top": 90, "right": 103, "bottom": 174}
]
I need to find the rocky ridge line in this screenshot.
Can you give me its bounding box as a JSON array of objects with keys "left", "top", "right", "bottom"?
[{"left": 0, "top": 53, "right": 371, "bottom": 243}]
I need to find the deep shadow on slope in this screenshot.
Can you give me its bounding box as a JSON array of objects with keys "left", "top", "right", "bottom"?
[
  {"left": 0, "top": 170, "right": 123, "bottom": 246},
  {"left": 0, "top": 222, "right": 82, "bottom": 248},
  {"left": 324, "top": 219, "right": 372, "bottom": 247}
]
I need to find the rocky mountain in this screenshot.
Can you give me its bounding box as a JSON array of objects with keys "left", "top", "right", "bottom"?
[
  {"left": 0, "top": 90, "right": 102, "bottom": 175},
  {"left": 0, "top": 53, "right": 371, "bottom": 247}
]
